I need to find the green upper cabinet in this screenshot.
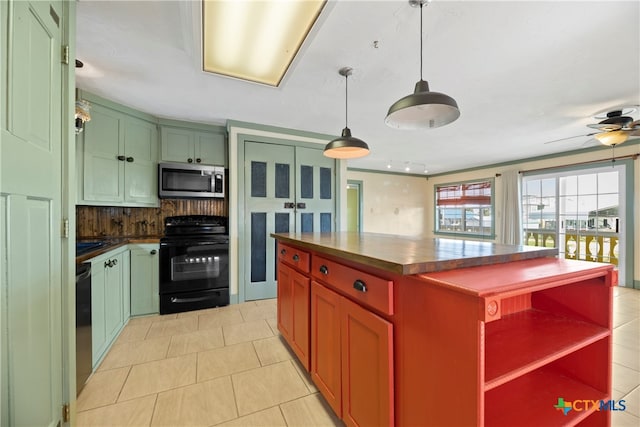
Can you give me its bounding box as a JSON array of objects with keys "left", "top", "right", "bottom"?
[
  {"left": 77, "top": 91, "right": 159, "bottom": 207},
  {"left": 160, "top": 121, "right": 227, "bottom": 166}
]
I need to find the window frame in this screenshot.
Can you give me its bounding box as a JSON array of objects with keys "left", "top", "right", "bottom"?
[{"left": 433, "top": 177, "right": 496, "bottom": 239}]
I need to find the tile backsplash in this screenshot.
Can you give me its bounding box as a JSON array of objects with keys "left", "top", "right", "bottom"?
[{"left": 76, "top": 198, "right": 227, "bottom": 238}]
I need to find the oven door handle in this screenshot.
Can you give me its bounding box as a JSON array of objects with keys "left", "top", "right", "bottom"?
[{"left": 170, "top": 295, "right": 215, "bottom": 304}]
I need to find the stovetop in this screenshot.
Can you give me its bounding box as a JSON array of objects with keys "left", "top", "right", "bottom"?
[{"left": 164, "top": 215, "right": 228, "bottom": 237}]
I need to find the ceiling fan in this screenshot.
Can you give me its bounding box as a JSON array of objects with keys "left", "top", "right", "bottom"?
[{"left": 545, "top": 108, "right": 640, "bottom": 147}]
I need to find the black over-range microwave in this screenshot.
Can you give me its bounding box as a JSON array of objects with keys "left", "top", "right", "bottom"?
[{"left": 158, "top": 162, "right": 225, "bottom": 199}]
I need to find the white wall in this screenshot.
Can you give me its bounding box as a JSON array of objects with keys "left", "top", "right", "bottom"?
[
  {"left": 350, "top": 143, "right": 639, "bottom": 286},
  {"left": 346, "top": 170, "right": 430, "bottom": 237}
]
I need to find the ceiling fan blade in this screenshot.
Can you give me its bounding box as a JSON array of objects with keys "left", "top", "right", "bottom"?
[
  {"left": 581, "top": 138, "right": 600, "bottom": 147},
  {"left": 543, "top": 132, "right": 599, "bottom": 144},
  {"left": 623, "top": 120, "right": 640, "bottom": 131}
]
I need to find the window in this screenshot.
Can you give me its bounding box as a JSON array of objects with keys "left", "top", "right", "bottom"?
[{"left": 435, "top": 179, "right": 494, "bottom": 238}]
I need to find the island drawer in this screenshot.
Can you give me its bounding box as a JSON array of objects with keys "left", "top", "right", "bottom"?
[
  {"left": 277, "top": 242, "right": 310, "bottom": 273},
  {"left": 312, "top": 256, "right": 394, "bottom": 316}
]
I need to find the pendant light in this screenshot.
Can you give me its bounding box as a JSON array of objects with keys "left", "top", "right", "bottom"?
[
  {"left": 385, "top": 0, "right": 459, "bottom": 130},
  {"left": 323, "top": 67, "right": 370, "bottom": 159}
]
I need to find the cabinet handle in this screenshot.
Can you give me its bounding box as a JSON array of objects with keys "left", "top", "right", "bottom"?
[
  {"left": 292, "top": 254, "right": 299, "bottom": 262},
  {"left": 280, "top": 249, "right": 286, "bottom": 255},
  {"left": 112, "top": 259, "right": 118, "bottom": 266},
  {"left": 296, "top": 202, "right": 306, "bottom": 209},
  {"left": 196, "top": 158, "right": 201, "bottom": 163},
  {"left": 150, "top": 249, "right": 157, "bottom": 255},
  {"left": 126, "top": 157, "right": 134, "bottom": 162},
  {"left": 353, "top": 280, "right": 367, "bottom": 293},
  {"left": 187, "top": 158, "right": 193, "bottom": 163},
  {"left": 104, "top": 260, "right": 111, "bottom": 268},
  {"left": 319, "top": 265, "right": 328, "bottom": 275},
  {"left": 117, "top": 155, "right": 126, "bottom": 161}
]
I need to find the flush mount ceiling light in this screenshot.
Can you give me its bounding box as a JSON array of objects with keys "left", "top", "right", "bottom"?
[
  {"left": 324, "top": 67, "right": 370, "bottom": 159},
  {"left": 385, "top": 0, "right": 460, "bottom": 129},
  {"left": 202, "top": 0, "right": 326, "bottom": 87}
]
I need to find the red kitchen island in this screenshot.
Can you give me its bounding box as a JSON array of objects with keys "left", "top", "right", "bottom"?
[{"left": 272, "top": 232, "right": 616, "bottom": 427}]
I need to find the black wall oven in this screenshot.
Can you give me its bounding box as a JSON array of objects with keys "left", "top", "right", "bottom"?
[{"left": 160, "top": 216, "right": 229, "bottom": 314}]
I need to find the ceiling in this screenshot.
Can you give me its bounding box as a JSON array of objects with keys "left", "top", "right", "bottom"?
[{"left": 76, "top": 0, "right": 640, "bottom": 175}]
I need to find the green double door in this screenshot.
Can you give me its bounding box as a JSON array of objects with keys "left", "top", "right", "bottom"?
[
  {"left": 244, "top": 142, "right": 335, "bottom": 301},
  {"left": 1, "top": 0, "right": 67, "bottom": 426}
]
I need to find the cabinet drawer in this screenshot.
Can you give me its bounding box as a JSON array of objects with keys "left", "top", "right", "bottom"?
[
  {"left": 312, "top": 256, "right": 394, "bottom": 316},
  {"left": 277, "top": 243, "right": 310, "bottom": 273}
]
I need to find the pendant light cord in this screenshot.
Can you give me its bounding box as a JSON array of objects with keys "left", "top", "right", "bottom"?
[
  {"left": 420, "top": 1, "right": 423, "bottom": 81},
  {"left": 345, "top": 73, "right": 349, "bottom": 127}
]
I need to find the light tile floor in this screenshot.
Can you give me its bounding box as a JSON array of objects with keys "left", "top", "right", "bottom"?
[{"left": 77, "top": 288, "right": 640, "bottom": 426}]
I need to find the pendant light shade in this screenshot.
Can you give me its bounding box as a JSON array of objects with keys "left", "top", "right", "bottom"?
[
  {"left": 324, "top": 127, "right": 369, "bottom": 159},
  {"left": 324, "top": 67, "right": 370, "bottom": 159},
  {"left": 385, "top": 0, "right": 459, "bottom": 130}
]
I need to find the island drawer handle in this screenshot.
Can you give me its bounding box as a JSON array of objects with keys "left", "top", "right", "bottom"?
[
  {"left": 319, "top": 265, "right": 329, "bottom": 275},
  {"left": 353, "top": 280, "right": 367, "bottom": 293},
  {"left": 280, "top": 249, "right": 286, "bottom": 255},
  {"left": 292, "top": 254, "right": 300, "bottom": 262}
]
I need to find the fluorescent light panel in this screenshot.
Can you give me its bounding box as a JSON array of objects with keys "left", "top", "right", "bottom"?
[{"left": 203, "top": 0, "right": 326, "bottom": 87}]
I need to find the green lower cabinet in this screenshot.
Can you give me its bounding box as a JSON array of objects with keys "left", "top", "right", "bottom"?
[
  {"left": 130, "top": 244, "right": 160, "bottom": 316},
  {"left": 90, "top": 247, "right": 129, "bottom": 368}
]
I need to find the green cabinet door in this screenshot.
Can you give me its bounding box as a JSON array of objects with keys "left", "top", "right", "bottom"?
[
  {"left": 90, "top": 257, "right": 108, "bottom": 365},
  {"left": 89, "top": 247, "right": 129, "bottom": 368},
  {"left": 104, "top": 252, "right": 124, "bottom": 342},
  {"left": 122, "top": 249, "right": 131, "bottom": 320},
  {"left": 195, "top": 131, "right": 227, "bottom": 166},
  {"left": 124, "top": 117, "right": 158, "bottom": 205},
  {"left": 161, "top": 127, "right": 194, "bottom": 163},
  {"left": 130, "top": 244, "right": 160, "bottom": 316},
  {"left": 83, "top": 104, "right": 125, "bottom": 202}
]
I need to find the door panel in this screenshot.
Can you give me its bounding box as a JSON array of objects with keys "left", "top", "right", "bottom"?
[
  {"left": 295, "top": 147, "right": 335, "bottom": 233},
  {"left": 311, "top": 282, "right": 342, "bottom": 417},
  {"left": 161, "top": 127, "right": 193, "bottom": 163},
  {"left": 244, "top": 142, "right": 295, "bottom": 300},
  {"left": 83, "top": 104, "right": 124, "bottom": 202},
  {"left": 1, "top": 1, "right": 63, "bottom": 425},
  {"left": 8, "top": 197, "right": 62, "bottom": 427},
  {"left": 341, "top": 296, "right": 393, "bottom": 427},
  {"left": 291, "top": 268, "right": 310, "bottom": 369},
  {"left": 277, "top": 263, "right": 294, "bottom": 341},
  {"left": 124, "top": 118, "right": 157, "bottom": 204}
]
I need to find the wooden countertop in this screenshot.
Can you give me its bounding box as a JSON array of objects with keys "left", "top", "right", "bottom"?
[
  {"left": 76, "top": 236, "right": 161, "bottom": 263},
  {"left": 271, "top": 232, "right": 558, "bottom": 275}
]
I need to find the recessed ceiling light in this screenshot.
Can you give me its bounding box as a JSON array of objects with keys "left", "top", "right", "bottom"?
[{"left": 202, "top": 0, "right": 326, "bottom": 87}]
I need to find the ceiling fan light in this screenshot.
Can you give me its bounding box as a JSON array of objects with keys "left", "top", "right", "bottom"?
[
  {"left": 595, "top": 130, "right": 628, "bottom": 146},
  {"left": 323, "top": 127, "right": 370, "bottom": 159},
  {"left": 385, "top": 80, "right": 460, "bottom": 129}
]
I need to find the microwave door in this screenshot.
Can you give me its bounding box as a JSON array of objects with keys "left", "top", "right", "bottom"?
[{"left": 162, "top": 169, "right": 212, "bottom": 193}]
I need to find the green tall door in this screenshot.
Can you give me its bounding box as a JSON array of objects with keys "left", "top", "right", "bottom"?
[
  {"left": 1, "top": 0, "right": 65, "bottom": 425},
  {"left": 244, "top": 142, "right": 335, "bottom": 301}
]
